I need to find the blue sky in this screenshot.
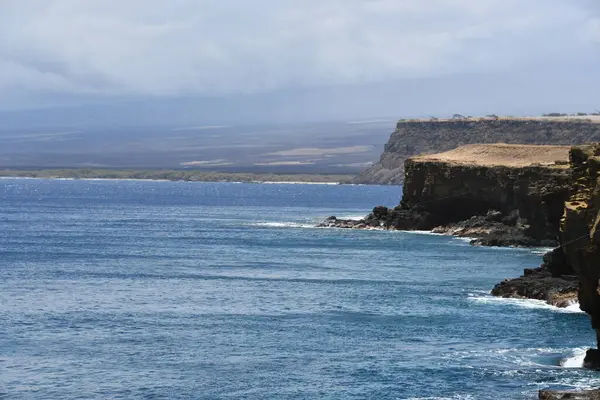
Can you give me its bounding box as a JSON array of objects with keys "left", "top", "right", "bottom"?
[{"left": 0, "top": 0, "right": 599, "bottom": 117}]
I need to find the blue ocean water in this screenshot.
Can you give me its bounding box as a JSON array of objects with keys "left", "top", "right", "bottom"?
[{"left": 0, "top": 179, "right": 598, "bottom": 399}]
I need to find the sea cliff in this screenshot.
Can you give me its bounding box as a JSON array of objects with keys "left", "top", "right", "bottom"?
[
  {"left": 325, "top": 140, "right": 600, "bottom": 396},
  {"left": 561, "top": 145, "right": 600, "bottom": 351},
  {"left": 354, "top": 118, "right": 600, "bottom": 185},
  {"left": 322, "top": 143, "right": 571, "bottom": 247},
  {"left": 494, "top": 144, "right": 600, "bottom": 371}
]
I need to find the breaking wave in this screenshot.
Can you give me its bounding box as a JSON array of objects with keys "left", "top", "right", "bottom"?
[
  {"left": 249, "top": 221, "right": 315, "bottom": 229},
  {"left": 561, "top": 347, "right": 587, "bottom": 368},
  {"left": 468, "top": 294, "right": 583, "bottom": 313}
]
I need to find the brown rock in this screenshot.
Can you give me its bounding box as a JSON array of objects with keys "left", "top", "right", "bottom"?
[{"left": 539, "top": 389, "right": 600, "bottom": 399}]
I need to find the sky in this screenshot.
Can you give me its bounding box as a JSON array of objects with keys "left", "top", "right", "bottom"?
[{"left": 0, "top": 0, "right": 599, "bottom": 121}]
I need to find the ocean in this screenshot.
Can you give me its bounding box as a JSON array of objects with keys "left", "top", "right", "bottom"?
[{"left": 0, "top": 179, "right": 597, "bottom": 399}]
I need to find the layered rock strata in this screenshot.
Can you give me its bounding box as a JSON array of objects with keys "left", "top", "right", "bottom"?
[
  {"left": 492, "top": 145, "right": 600, "bottom": 316},
  {"left": 561, "top": 145, "right": 600, "bottom": 358},
  {"left": 354, "top": 117, "right": 600, "bottom": 185},
  {"left": 321, "top": 144, "right": 572, "bottom": 247},
  {"left": 497, "top": 144, "right": 600, "bottom": 376}
]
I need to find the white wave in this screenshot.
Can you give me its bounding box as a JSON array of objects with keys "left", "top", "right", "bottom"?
[
  {"left": 81, "top": 178, "right": 171, "bottom": 182},
  {"left": 258, "top": 181, "right": 339, "bottom": 185},
  {"left": 250, "top": 221, "right": 315, "bottom": 229},
  {"left": 564, "top": 302, "right": 583, "bottom": 312},
  {"left": 561, "top": 347, "right": 587, "bottom": 368},
  {"left": 453, "top": 236, "right": 475, "bottom": 243},
  {"left": 407, "top": 396, "right": 475, "bottom": 400},
  {"left": 530, "top": 247, "right": 556, "bottom": 255},
  {"left": 402, "top": 230, "right": 444, "bottom": 236},
  {"left": 469, "top": 295, "right": 584, "bottom": 313},
  {"left": 336, "top": 214, "right": 367, "bottom": 221}
]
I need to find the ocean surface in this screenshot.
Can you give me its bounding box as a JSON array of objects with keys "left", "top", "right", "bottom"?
[{"left": 0, "top": 179, "right": 597, "bottom": 399}]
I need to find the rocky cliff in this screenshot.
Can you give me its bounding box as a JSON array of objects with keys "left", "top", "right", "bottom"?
[
  {"left": 322, "top": 140, "right": 600, "bottom": 395},
  {"left": 555, "top": 144, "right": 600, "bottom": 367},
  {"left": 354, "top": 118, "right": 600, "bottom": 185},
  {"left": 321, "top": 143, "right": 572, "bottom": 246},
  {"left": 489, "top": 143, "right": 600, "bottom": 368},
  {"left": 491, "top": 143, "right": 600, "bottom": 397}
]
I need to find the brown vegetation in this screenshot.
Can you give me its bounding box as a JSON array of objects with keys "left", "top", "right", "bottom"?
[{"left": 414, "top": 144, "right": 570, "bottom": 167}]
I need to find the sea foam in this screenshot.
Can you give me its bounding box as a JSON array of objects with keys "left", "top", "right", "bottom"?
[
  {"left": 250, "top": 221, "right": 315, "bottom": 229},
  {"left": 469, "top": 294, "right": 584, "bottom": 313},
  {"left": 561, "top": 347, "right": 587, "bottom": 368}
]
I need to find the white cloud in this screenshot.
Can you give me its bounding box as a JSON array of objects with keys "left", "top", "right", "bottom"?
[
  {"left": 0, "top": 0, "right": 597, "bottom": 100},
  {"left": 581, "top": 18, "right": 600, "bottom": 42}
]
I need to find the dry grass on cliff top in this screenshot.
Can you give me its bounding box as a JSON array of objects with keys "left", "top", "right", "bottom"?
[
  {"left": 413, "top": 143, "right": 570, "bottom": 167},
  {"left": 401, "top": 115, "right": 600, "bottom": 123}
]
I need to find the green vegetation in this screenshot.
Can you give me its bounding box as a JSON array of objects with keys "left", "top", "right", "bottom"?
[{"left": 0, "top": 168, "right": 354, "bottom": 184}]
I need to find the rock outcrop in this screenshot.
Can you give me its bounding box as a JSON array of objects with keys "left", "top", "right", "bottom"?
[
  {"left": 560, "top": 145, "right": 600, "bottom": 341},
  {"left": 492, "top": 144, "right": 600, "bottom": 371},
  {"left": 354, "top": 117, "right": 600, "bottom": 185},
  {"left": 557, "top": 144, "right": 600, "bottom": 366},
  {"left": 322, "top": 144, "right": 572, "bottom": 247},
  {"left": 491, "top": 247, "right": 579, "bottom": 307},
  {"left": 539, "top": 388, "right": 600, "bottom": 399}
]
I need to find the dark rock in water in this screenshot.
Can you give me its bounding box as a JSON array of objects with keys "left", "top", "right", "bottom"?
[
  {"left": 491, "top": 266, "right": 578, "bottom": 308},
  {"left": 431, "top": 210, "right": 558, "bottom": 247},
  {"left": 584, "top": 349, "right": 600, "bottom": 369},
  {"left": 539, "top": 389, "right": 600, "bottom": 399},
  {"left": 372, "top": 206, "right": 389, "bottom": 219}
]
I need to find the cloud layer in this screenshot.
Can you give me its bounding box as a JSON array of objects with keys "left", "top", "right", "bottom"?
[{"left": 0, "top": 0, "right": 598, "bottom": 106}]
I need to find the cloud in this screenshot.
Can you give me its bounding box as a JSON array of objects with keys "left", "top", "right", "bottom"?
[
  {"left": 581, "top": 18, "right": 600, "bottom": 42},
  {"left": 0, "top": 0, "right": 597, "bottom": 101}
]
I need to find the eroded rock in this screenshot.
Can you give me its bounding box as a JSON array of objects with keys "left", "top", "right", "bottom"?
[
  {"left": 539, "top": 389, "right": 600, "bottom": 399},
  {"left": 320, "top": 144, "right": 572, "bottom": 247},
  {"left": 491, "top": 267, "right": 578, "bottom": 307}
]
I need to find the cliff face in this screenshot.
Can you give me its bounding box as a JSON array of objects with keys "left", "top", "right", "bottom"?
[
  {"left": 488, "top": 143, "right": 600, "bottom": 368},
  {"left": 354, "top": 118, "right": 600, "bottom": 185},
  {"left": 396, "top": 158, "right": 570, "bottom": 244},
  {"left": 322, "top": 143, "right": 572, "bottom": 247},
  {"left": 557, "top": 144, "right": 600, "bottom": 364}
]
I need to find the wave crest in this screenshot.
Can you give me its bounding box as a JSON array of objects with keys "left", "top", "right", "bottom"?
[
  {"left": 468, "top": 294, "right": 584, "bottom": 313},
  {"left": 561, "top": 347, "right": 587, "bottom": 368}
]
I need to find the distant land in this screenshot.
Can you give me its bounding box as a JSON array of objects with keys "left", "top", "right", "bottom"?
[
  {"left": 0, "top": 168, "right": 353, "bottom": 184},
  {"left": 354, "top": 115, "right": 600, "bottom": 184},
  {"left": 0, "top": 120, "right": 394, "bottom": 176},
  {"left": 4, "top": 113, "right": 600, "bottom": 185}
]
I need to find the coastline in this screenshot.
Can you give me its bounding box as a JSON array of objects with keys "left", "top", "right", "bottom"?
[
  {"left": 315, "top": 215, "right": 582, "bottom": 313},
  {"left": 0, "top": 171, "right": 356, "bottom": 185},
  {"left": 0, "top": 177, "right": 344, "bottom": 185}
]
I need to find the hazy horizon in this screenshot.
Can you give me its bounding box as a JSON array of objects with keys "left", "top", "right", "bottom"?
[
  {"left": 0, "top": 0, "right": 598, "bottom": 126},
  {"left": 1, "top": 0, "right": 599, "bottom": 173}
]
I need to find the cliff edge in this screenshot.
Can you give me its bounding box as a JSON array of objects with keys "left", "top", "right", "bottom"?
[
  {"left": 321, "top": 143, "right": 571, "bottom": 247},
  {"left": 354, "top": 118, "right": 600, "bottom": 185},
  {"left": 540, "top": 144, "right": 600, "bottom": 368},
  {"left": 492, "top": 145, "right": 600, "bottom": 307}
]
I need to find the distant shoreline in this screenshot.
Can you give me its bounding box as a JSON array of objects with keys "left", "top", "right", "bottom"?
[{"left": 0, "top": 168, "right": 355, "bottom": 185}]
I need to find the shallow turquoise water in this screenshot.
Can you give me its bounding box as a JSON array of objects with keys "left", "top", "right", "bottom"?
[{"left": 0, "top": 179, "right": 597, "bottom": 399}]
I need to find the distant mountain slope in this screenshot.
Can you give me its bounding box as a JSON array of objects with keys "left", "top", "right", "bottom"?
[
  {"left": 0, "top": 120, "right": 393, "bottom": 174},
  {"left": 353, "top": 117, "right": 600, "bottom": 184}
]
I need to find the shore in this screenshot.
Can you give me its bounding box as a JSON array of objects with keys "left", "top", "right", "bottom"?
[{"left": 0, "top": 169, "right": 355, "bottom": 184}]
